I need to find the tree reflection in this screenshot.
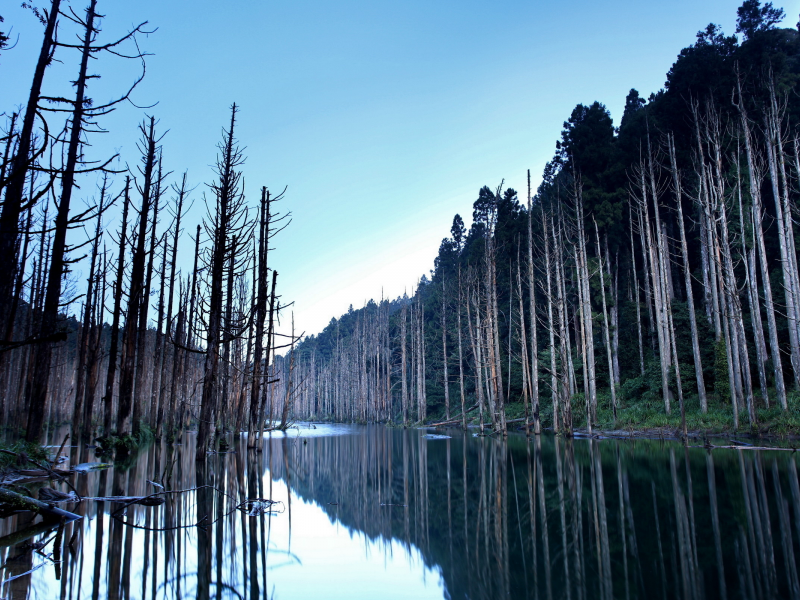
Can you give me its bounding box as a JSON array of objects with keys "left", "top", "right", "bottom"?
[{"left": 0, "top": 429, "right": 799, "bottom": 600}]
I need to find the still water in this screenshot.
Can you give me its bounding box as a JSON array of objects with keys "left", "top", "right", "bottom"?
[{"left": 1, "top": 425, "right": 799, "bottom": 599}]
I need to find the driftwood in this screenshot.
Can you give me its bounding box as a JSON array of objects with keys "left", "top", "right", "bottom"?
[
  {"left": 0, "top": 487, "right": 81, "bottom": 522},
  {"left": 427, "top": 404, "right": 480, "bottom": 427},
  {"left": 85, "top": 495, "right": 165, "bottom": 506},
  {"left": 690, "top": 444, "right": 798, "bottom": 452},
  {"left": 0, "top": 521, "right": 58, "bottom": 548}
]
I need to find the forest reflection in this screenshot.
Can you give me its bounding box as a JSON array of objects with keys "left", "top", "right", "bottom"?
[{"left": 1, "top": 426, "right": 799, "bottom": 600}]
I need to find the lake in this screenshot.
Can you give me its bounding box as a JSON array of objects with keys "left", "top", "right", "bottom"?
[{"left": 0, "top": 424, "right": 798, "bottom": 599}]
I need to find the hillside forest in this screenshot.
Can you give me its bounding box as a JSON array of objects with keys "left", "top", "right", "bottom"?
[
  {"left": 285, "top": 2, "right": 800, "bottom": 437},
  {"left": 2, "top": 2, "right": 800, "bottom": 454}
]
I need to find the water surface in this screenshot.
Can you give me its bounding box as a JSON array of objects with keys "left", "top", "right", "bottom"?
[{"left": 1, "top": 424, "right": 798, "bottom": 599}]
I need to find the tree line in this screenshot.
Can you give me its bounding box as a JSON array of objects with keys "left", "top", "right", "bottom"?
[
  {"left": 0, "top": 1, "right": 294, "bottom": 456},
  {"left": 288, "top": 1, "right": 800, "bottom": 436}
]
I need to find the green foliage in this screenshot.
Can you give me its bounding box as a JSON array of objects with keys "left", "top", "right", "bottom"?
[
  {"left": 736, "top": 0, "right": 785, "bottom": 40},
  {"left": 95, "top": 423, "right": 154, "bottom": 457},
  {"left": 0, "top": 439, "right": 50, "bottom": 470}
]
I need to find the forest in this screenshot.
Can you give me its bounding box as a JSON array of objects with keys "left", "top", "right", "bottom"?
[
  {"left": 2, "top": 1, "right": 800, "bottom": 458},
  {"left": 286, "top": 2, "right": 800, "bottom": 437},
  {"left": 0, "top": 0, "right": 294, "bottom": 456}
]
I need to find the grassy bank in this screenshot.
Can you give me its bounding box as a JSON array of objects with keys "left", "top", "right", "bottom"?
[{"left": 437, "top": 391, "right": 800, "bottom": 438}]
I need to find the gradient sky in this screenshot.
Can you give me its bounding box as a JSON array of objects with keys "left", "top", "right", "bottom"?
[{"left": 3, "top": 0, "right": 797, "bottom": 338}]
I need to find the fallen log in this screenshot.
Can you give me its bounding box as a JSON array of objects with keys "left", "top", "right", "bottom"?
[
  {"left": 0, "top": 520, "right": 58, "bottom": 548},
  {"left": 84, "top": 496, "right": 165, "bottom": 506},
  {"left": 0, "top": 487, "right": 82, "bottom": 522},
  {"left": 427, "top": 404, "right": 480, "bottom": 427}
]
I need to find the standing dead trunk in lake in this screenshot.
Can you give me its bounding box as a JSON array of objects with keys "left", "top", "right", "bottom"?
[
  {"left": 248, "top": 188, "right": 271, "bottom": 446},
  {"left": 103, "top": 177, "right": 130, "bottom": 435},
  {"left": 156, "top": 174, "right": 187, "bottom": 437},
  {"left": 0, "top": 0, "right": 61, "bottom": 340},
  {"left": 149, "top": 227, "right": 169, "bottom": 433},
  {"left": 118, "top": 118, "right": 159, "bottom": 436},
  {"left": 198, "top": 104, "right": 249, "bottom": 456},
  {"left": 133, "top": 156, "right": 165, "bottom": 433},
  {"left": 73, "top": 177, "right": 110, "bottom": 439},
  {"left": 255, "top": 271, "right": 278, "bottom": 447},
  {"left": 26, "top": 0, "right": 99, "bottom": 442}
]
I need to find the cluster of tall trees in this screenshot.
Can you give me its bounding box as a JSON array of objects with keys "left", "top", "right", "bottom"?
[
  {"left": 289, "top": 2, "right": 800, "bottom": 434},
  {"left": 0, "top": 1, "right": 292, "bottom": 455}
]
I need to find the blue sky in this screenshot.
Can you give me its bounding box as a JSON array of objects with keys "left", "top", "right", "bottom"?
[{"left": 2, "top": 0, "right": 797, "bottom": 337}]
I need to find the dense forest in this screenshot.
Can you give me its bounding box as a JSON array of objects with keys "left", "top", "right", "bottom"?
[
  {"left": 287, "top": 2, "right": 800, "bottom": 435},
  {"left": 2, "top": 1, "right": 800, "bottom": 453},
  {"left": 0, "top": 0, "right": 294, "bottom": 455}
]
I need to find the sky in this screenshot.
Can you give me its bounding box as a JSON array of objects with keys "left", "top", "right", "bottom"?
[{"left": 2, "top": 0, "right": 798, "bottom": 339}]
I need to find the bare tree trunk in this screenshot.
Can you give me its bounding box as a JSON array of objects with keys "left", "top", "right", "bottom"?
[
  {"left": 156, "top": 174, "right": 187, "bottom": 437},
  {"left": 248, "top": 189, "right": 270, "bottom": 445},
  {"left": 118, "top": 119, "right": 158, "bottom": 436},
  {"left": 149, "top": 230, "right": 169, "bottom": 433},
  {"left": 467, "top": 288, "right": 486, "bottom": 433},
  {"left": 255, "top": 271, "right": 278, "bottom": 447},
  {"left": 133, "top": 157, "right": 164, "bottom": 434},
  {"left": 26, "top": 1, "right": 98, "bottom": 442},
  {"left": 576, "top": 185, "right": 596, "bottom": 423},
  {"left": 74, "top": 178, "right": 108, "bottom": 439},
  {"left": 668, "top": 133, "right": 707, "bottom": 412},
  {"left": 0, "top": 0, "right": 61, "bottom": 337},
  {"left": 457, "top": 266, "right": 466, "bottom": 430},
  {"left": 594, "top": 221, "right": 617, "bottom": 423},
  {"left": 692, "top": 102, "right": 722, "bottom": 339},
  {"left": 400, "top": 302, "right": 408, "bottom": 425},
  {"left": 199, "top": 106, "right": 239, "bottom": 455},
  {"left": 736, "top": 80, "right": 787, "bottom": 410},
  {"left": 103, "top": 177, "right": 130, "bottom": 435},
  {"left": 544, "top": 213, "right": 560, "bottom": 433},
  {"left": 637, "top": 155, "right": 671, "bottom": 414},
  {"left": 486, "top": 206, "right": 506, "bottom": 433},
  {"left": 527, "top": 172, "right": 541, "bottom": 434},
  {"left": 441, "top": 274, "right": 450, "bottom": 420},
  {"left": 516, "top": 254, "right": 531, "bottom": 434},
  {"left": 764, "top": 93, "right": 800, "bottom": 389}
]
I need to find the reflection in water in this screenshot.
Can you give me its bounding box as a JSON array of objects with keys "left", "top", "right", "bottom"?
[{"left": 1, "top": 426, "right": 800, "bottom": 599}]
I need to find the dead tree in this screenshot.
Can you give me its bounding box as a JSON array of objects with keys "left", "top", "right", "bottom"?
[
  {"left": 0, "top": 0, "right": 61, "bottom": 338},
  {"left": 198, "top": 104, "right": 254, "bottom": 456},
  {"left": 102, "top": 177, "right": 130, "bottom": 435},
  {"left": 117, "top": 118, "right": 161, "bottom": 436},
  {"left": 26, "top": 0, "right": 144, "bottom": 441}
]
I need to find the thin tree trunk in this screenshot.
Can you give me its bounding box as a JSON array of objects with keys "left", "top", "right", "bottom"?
[
  {"left": 527, "top": 171, "right": 541, "bottom": 434},
  {"left": 668, "top": 133, "right": 707, "bottom": 412},
  {"left": 103, "top": 177, "right": 130, "bottom": 436},
  {"left": 26, "top": 1, "right": 97, "bottom": 442},
  {"left": 736, "top": 81, "right": 787, "bottom": 410}
]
